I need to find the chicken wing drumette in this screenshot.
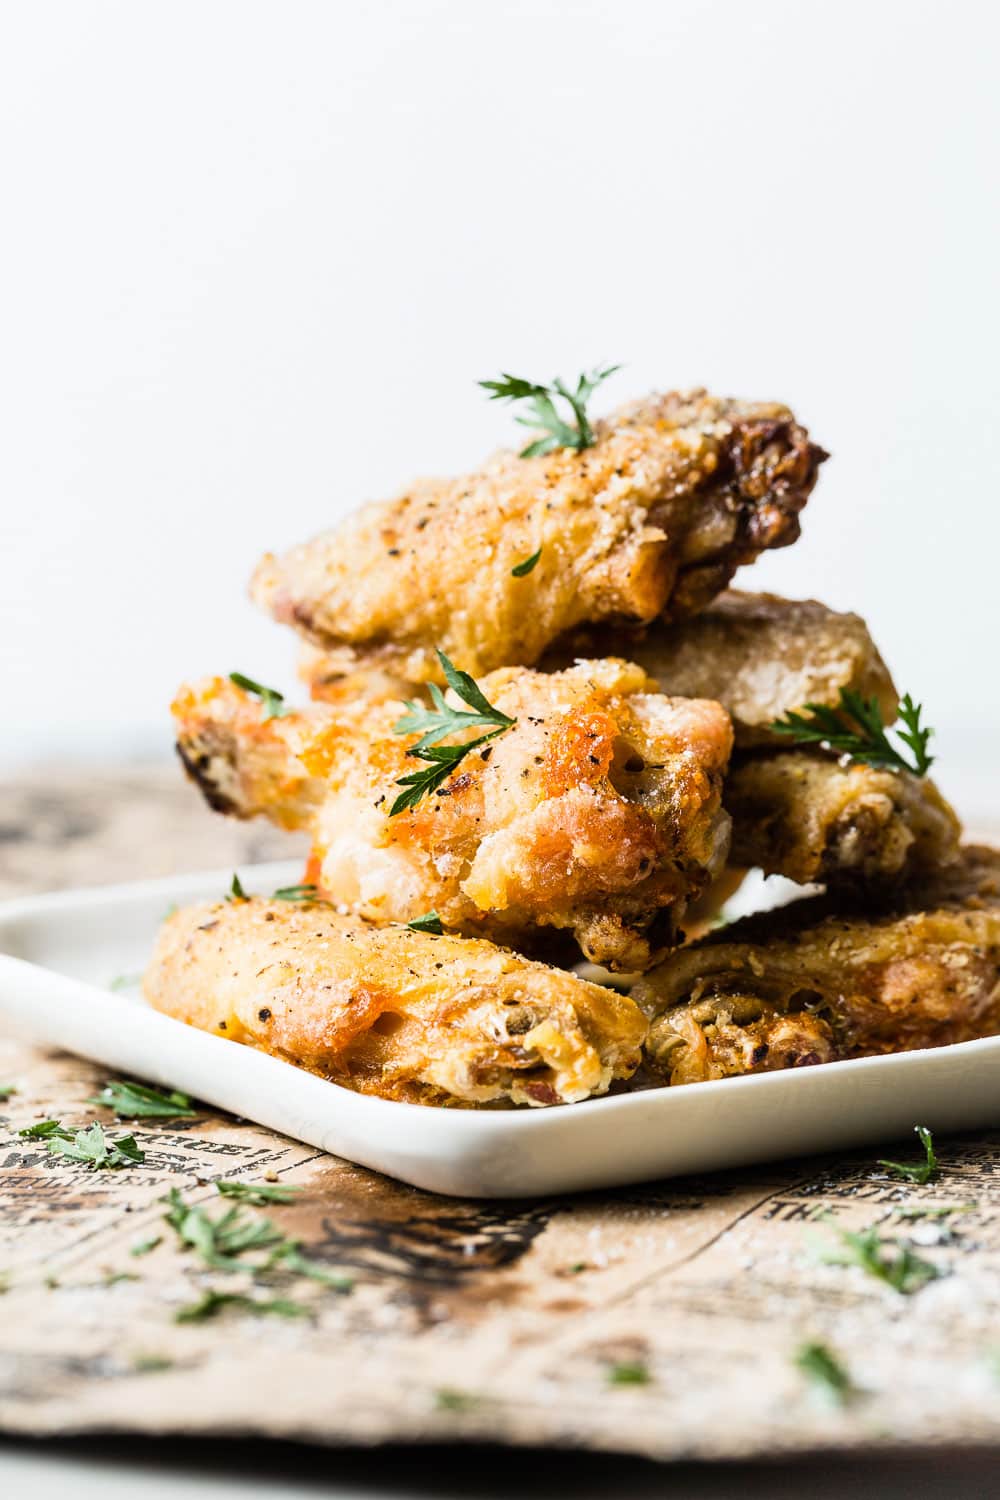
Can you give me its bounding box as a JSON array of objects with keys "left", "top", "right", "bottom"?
[
  {"left": 253, "top": 392, "right": 825, "bottom": 685},
  {"left": 635, "top": 846, "right": 1000, "bottom": 1086},
  {"left": 725, "top": 750, "right": 960, "bottom": 886},
  {"left": 548, "top": 591, "right": 959, "bottom": 889},
  {"left": 145, "top": 897, "right": 648, "bottom": 1106},
  {"left": 173, "top": 659, "right": 733, "bottom": 970}
]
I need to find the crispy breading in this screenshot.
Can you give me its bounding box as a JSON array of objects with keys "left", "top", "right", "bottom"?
[
  {"left": 725, "top": 749, "right": 961, "bottom": 885},
  {"left": 144, "top": 898, "right": 647, "bottom": 1107},
  {"left": 546, "top": 590, "right": 898, "bottom": 748},
  {"left": 635, "top": 846, "right": 1000, "bottom": 1086},
  {"left": 252, "top": 392, "right": 825, "bottom": 683},
  {"left": 173, "top": 660, "right": 733, "bottom": 970}
]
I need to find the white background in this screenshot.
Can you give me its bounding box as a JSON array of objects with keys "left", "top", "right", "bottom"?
[{"left": 2, "top": 0, "right": 998, "bottom": 810}]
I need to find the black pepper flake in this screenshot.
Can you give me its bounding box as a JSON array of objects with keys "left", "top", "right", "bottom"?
[
  {"left": 259, "top": 1007, "right": 272, "bottom": 1022},
  {"left": 387, "top": 547, "right": 400, "bottom": 557},
  {"left": 218, "top": 1021, "right": 227, "bottom": 1031}
]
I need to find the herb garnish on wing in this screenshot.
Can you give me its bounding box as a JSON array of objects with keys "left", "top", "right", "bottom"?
[
  {"left": 770, "top": 689, "right": 934, "bottom": 776},
  {"left": 389, "top": 650, "right": 515, "bottom": 815},
  {"left": 229, "top": 671, "right": 285, "bottom": 719},
  {"left": 480, "top": 365, "right": 621, "bottom": 457}
]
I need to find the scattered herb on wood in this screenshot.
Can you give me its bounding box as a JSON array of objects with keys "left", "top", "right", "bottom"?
[
  {"left": 879, "top": 1125, "right": 938, "bottom": 1185},
  {"left": 18, "top": 1120, "right": 145, "bottom": 1170},
  {"left": 816, "top": 1222, "right": 940, "bottom": 1295},
  {"left": 130, "top": 1235, "right": 163, "bottom": 1258},
  {"left": 794, "top": 1342, "right": 856, "bottom": 1405},
  {"left": 435, "top": 1388, "right": 479, "bottom": 1412},
  {"left": 216, "top": 1180, "right": 301, "bottom": 1206},
  {"left": 175, "top": 1290, "right": 310, "bottom": 1323},
  {"left": 89, "top": 1080, "right": 196, "bottom": 1119},
  {"left": 770, "top": 690, "right": 934, "bottom": 776},
  {"left": 607, "top": 1361, "right": 652, "bottom": 1386},
  {"left": 161, "top": 1188, "right": 351, "bottom": 1290}
]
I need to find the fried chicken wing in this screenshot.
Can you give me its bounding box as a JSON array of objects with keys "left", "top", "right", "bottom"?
[
  {"left": 173, "top": 660, "right": 733, "bottom": 970},
  {"left": 635, "top": 846, "right": 1000, "bottom": 1085},
  {"left": 547, "top": 590, "right": 898, "bottom": 748},
  {"left": 144, "top": 898, "right": 647, "bottom": 1106},
  {"left": 253, "top": 392, "right": 825, "bottom": 684},
  {"left": 726, "top": 750, "right": 961, "bottom": 885}
]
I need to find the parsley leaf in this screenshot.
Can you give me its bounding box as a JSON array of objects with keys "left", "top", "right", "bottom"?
[
  {"left": 18, "top": 1119, "right": 74, "bottom": 1140},
  {"left": 89, "top": 1080, "right": 196, "bottom": 1119},
  {"left": 228, "top": 671, "right": 285, "bottom": 719},
  {"left": 130, "top": 1235, "right": 163, "bottom": 1258},
  {"left": 406, "top": 910, "right": 445, "bottom": 935},
  {"left": 435, "top": 1388, "right": 479, "bottom": 1412},
  {"left": 878, "top": 1125, "right": 938, "bottom": 1185},
  {"left": 175, "top": 1290, "right": 310, "bottom": 1323},
  {"left": 216, "top": 1180, "right": 301, "bottom": 1206},
  {"left": 160, "top": 1188, "right": 352, "bottom": 1290},
  {"left": 390, "top": 649, "right": 515, "bottom": 815},
  {"left": 0, "top": 1086, "right": 16, "bottom": 1103},
  {"left": 44, "top": 1122, "right": 145, "bottom": 1170},
  {"left": 607, "top": 1361, "right": 652, "bottom": 1386},
  {"left": 272, "top": 883, "right": 324, "bottom": 903},
  {"left": 511, "top": 548, "right": 542, "bottom": 577},
  {"left": 108, "top": 972, "right": 143, "bottom": 992},
  {"left": 770, "top": 689, "right": 934, "bottom": 777},
  {"left": 816, "top": 1221, "right": 940, "bottom": 1294},
  {"left": 794, "top": 1342, "right": 856, "bottom": 1405},
  {"left": 480, "top": 365, "right": 621, "bottom": 457},
  {"left": 227, "top": 872, "right": 249, "bottom": 902}
]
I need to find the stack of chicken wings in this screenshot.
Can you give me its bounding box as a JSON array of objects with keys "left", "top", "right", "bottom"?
[{"left": 146, "top": 378, "right": 1000, "bottom": 1106}]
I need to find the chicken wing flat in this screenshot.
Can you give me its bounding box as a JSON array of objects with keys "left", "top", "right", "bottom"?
[
  {"left": 546, "top": 590, "right": 898, "bottom": 748},
  {"left": 173, "top": 659, "right": 733, "bottom": 970},
  {"left": 252, "top": 391, "right": 825, "bottom": 684},
  {"left": 144, "top": 897, "right": 647, "bottom": 1106},
  {"left": 635, "top": 846, "right": 1000, "bottom": 1086},
  {"left": 726, "top": 749, "right": 960, "bottom": 885}
]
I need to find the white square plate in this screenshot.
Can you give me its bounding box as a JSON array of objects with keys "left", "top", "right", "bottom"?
[{"left": 1, "top": 862, "right": 998, "bottom": 1198}]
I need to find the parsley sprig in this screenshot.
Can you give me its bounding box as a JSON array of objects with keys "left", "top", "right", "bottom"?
[
  {"left": 407, "top": 910, "right": 445, "bottom": 935},
  {"left": 176, "top": 1290, "right": 309, "bottom": 1323},
  {"left": 160, "top": 1188, "right": 351, "bottom": 1289},
  {"left": 19, "top": 1119, "right": 145, "bottom": 1170},
  {"left": 816, "top": 1220, "right": 940, "bottom": 1295},
  {"left": 390, "top": 650, "right": 515, "bottom": 816},
  {"left": 480, "top": 365, "right": 621, "bottom": 457},
  {"left": 229, "top": 671, "right": 285, "bottom": 720},
  {"left": 89, "top": 1080, "right": 196, "bottom": 1119},
  {"left": 794, "top": 1342, "right": 856, "bottom": 1405},
  {"left": 878, "top": 1125, "right": 938, "bottom": 1184},
  {"left": 770, "top": 690, "right": 934, "bottom": 777},
  {"left": 216, "top": 1180, "right": 301, "bottom": 1206}
]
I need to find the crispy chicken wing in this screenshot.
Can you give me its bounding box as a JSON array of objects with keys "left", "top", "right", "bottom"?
[
  {"left": 173, "top": 660, "right": 733, "bottom": 970},
  {"left": 726, "top": 750, "right": 961, "bottom": 885},
  {"left": 546, "top": 590, "right": 898, "bottom": 748},
  {"left": 635, "top": 846, "right": 1000, "bottom": 1086},
  {"left": 144, "top": 897, "right": 647, "bottom": 1106},
  {"left": 253, "top": 392, "right": 825, "bottom": 684}
]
